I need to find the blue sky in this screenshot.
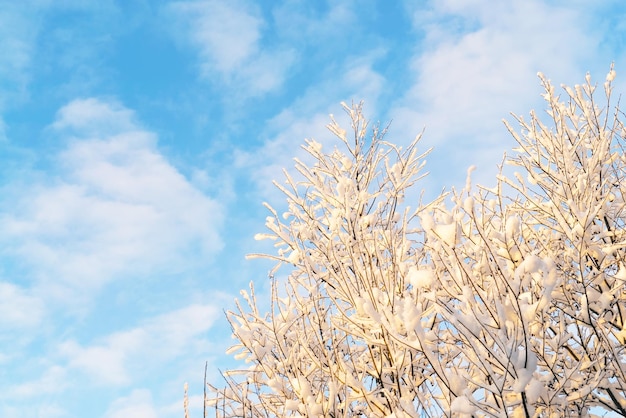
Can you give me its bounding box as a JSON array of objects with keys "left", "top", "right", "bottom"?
[{"left": 1, "top": 1, "right": 625, "bottom": 417}]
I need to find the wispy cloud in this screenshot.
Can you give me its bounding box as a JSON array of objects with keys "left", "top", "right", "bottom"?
[
  {"left": 0, "top": 98, "right": 223, "bottom": 308},
  {"left": 60, "top": 329, "right": 144, "bottom": 386},
  {"left": 9, "top": 365, "right": 68, "bottom": 398},
  {"left": 0, "top": 2, "right": 40, "bottom": 141},
  {"left": 235, "top": 51, "right": 388, "bottom": 200},
  {"left": 0, "top": 364, "right": 69, "bottom": 418},
  {"left": 271, "top": 2, "right": 358, "bottom": 47},
  {"left": 59, "top": 303, "right": 218, "bottom": 385},
  {"left": 169, "top": 0, "right": 295, "bottom": 95},
  {"left": 0, "top": 3, "right": 37, "bottom": 97},
  {"left": 389, "top": 0, "right": 608, "bottom": 189},
  {"left": 51, "top": 97, "right": 137, "bottom": 136},
  {"left": 173, "top": 0, "right": 260, "bottom": 74},
  {"left": 0, "top": 282, "right": 44, "bottom": 330},
  {"left": 0, "top": 96, "right": 225, "bottom": 415},
  {"left": 104, "top": 389, "right": 158, "bottom": 418},
  {"left": 0, "top": 2, "right": 123, "bottom": 141},
  {"left": 0, "top": 301, "right": 219, "bottom": 416}
]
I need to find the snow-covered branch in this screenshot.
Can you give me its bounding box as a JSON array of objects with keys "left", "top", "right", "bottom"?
[{"left": 209, "top": 70, "right": 626, "bottom": 417}]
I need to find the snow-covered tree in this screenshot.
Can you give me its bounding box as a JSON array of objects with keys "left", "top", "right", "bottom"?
[{"left": 208, "top": 68, "right": 626, "bottom": 417}]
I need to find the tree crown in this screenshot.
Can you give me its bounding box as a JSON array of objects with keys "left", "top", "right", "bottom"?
[{"left": 208, "top": 68, "right": 626, "bottom": 418}]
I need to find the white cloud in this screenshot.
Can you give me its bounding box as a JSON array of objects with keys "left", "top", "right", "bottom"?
[
  {"left": 401, "top": 0, "right": 598, "bottom": 138},
  {"left": 171, "top": 0, "right": 261, "bottom": 74},
  {"left": 0, "top": 98, "right": 223, "bottom": 305},
  {"left": 389, "top": 0, "right": 607, "bottom": 189},
  {"left": 0, "top": 3, "right": 38, "bottom": 102},
  {"left": 238, "top": 48, "right": 297, "bottom": 94},
  {"left": 169, "top": 0, "right": 295, "bottom": 95},
  {"left": 0, "top": 2, "right": 46, "bottom": 150},
  {"left": 51, "top": 97, "right": 137, "bottom": 136},
  {"left": 0, "top": 1, "right": 120, "bottom": 117},
  {"left": 143, "top": 303, "right": 218, "bottom": 356},
  {"left": 0, "top": 402, "right": 66, "bottom": 418},
  {"left": 0, "top": 282, "right": 44, "bottom": 330},
  {"left": 60, "top": 329, "right": 145, "bottom": 385},
  {"left": 105, "top": 389, "right": 158, "bottom": 418},
  {"left": 59, "top": 303, "right": 218, "bottom": 386},
  {"left": 235, "top": 51, "right": 387, "bottom": 199},
  {"left": 272, "top": 1, "right": 358, "bottom": 45},
  {"left": 9, "top": 365, "right": 68, "bottom": 398}
]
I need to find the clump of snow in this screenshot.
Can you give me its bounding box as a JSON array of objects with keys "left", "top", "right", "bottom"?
[
  {"left": 435, "top": 221, "right": 457, "bottom": 246},
  {"left": 407, "top": 266, "right": 434, "bottom": 288},
  {"left": 450, "top": 396, "right": 476, "bottom": 415}
]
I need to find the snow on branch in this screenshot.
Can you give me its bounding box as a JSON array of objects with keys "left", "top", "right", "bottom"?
[{"left": 209, "top": 68, "right": 626, "bottom": 417}]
